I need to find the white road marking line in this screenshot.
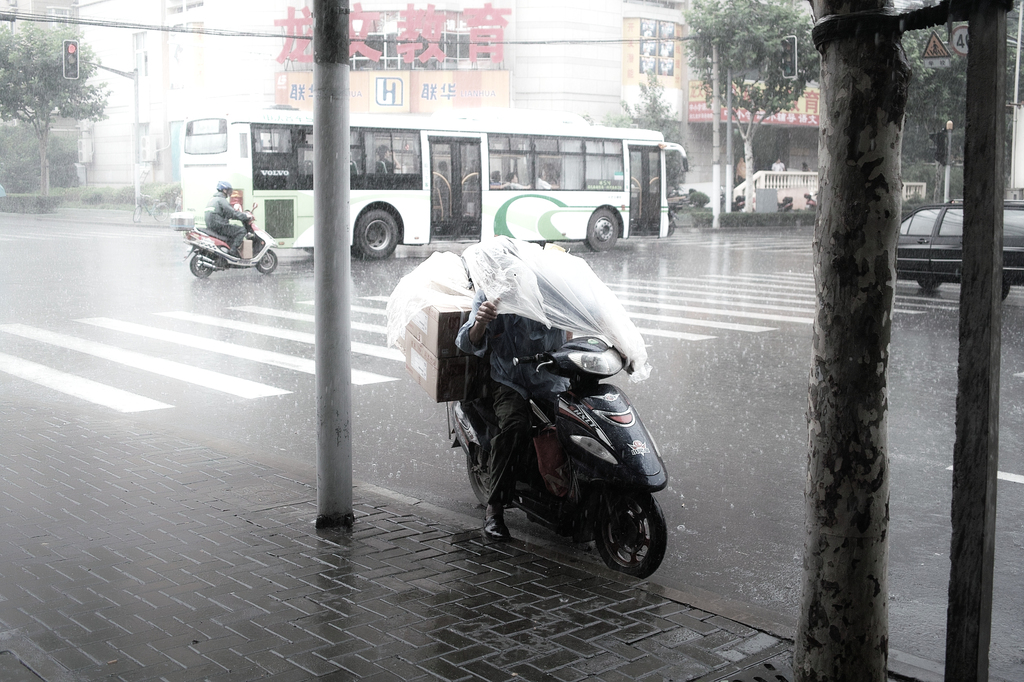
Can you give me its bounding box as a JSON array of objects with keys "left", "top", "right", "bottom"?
[
  {"left": 156, "top": 312, "right": 405, "bottom": 362},
  {"left": 0, "top": 352, "right": 172, "bottom": 413},
  {"left": 78, "top": 317, "right": 396, "bottom": 386},
  {"left": 610, "top": 284, "right": 816, "bottom": 315},
  {"left": 637, "top": 327, "right": 716, "bottom": 341},
  {"left": 299, "top": 299, "right": 390, "bottom": 316},
  {"left": 229, "top": 306, "right": 387, "bottom": 334},
  {"left": 0, "top": 324, "right": 289, "bottom": 399},
  {"left": 628, "top": 311, "right": 775, "bottom": 333},
  {"left": 618, "top": 298, "right": 811, "bottom": 325},
  {"left": 945, "top": 466, "right": 1024, "bottom": 485}
]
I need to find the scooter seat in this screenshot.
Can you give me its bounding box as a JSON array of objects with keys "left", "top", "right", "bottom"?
[{"left": 196, "top": 227, "right": 228, "bottom": 242}]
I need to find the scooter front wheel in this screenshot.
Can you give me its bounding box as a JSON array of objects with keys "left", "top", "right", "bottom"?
[
  {"left": 595, "top": 490, "right": 667, "bottom": 579},
  {"left": 256, "top": 249, "right": 278, "bottom": 274},
  {"left": 189, "top": 253, "right": 213, "bottom": 279}
]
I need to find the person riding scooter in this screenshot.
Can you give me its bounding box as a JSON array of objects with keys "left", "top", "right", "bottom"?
[
  {"left": 204, "top": 181, "right": 251, "bottom": 258},
  {"left": 455, "top": 290, "right": 568, "bottom": 541}
]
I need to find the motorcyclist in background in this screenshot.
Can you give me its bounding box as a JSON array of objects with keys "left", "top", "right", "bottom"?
[{"left": 204, "top": 181, "right": 251, "bottom": 257}]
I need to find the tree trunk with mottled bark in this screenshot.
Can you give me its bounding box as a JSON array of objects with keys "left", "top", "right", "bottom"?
[{"left": 794, "top": 1, "right": 910, "bottom": 679}]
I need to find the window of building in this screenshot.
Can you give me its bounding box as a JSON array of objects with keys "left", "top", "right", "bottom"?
[{"left": 351, "top": 9, "right": 487, "bottom": 71}]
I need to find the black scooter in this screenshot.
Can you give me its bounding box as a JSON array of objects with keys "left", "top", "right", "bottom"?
[{"left": 448, "top": 336, "right": 669, "bottom": 578}]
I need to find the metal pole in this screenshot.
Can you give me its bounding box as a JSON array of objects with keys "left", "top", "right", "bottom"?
[
  {"left": 944, "top": 120, "right": 952, "bottom": 203},
  {"left": 314, "top": 0, "right": 354, "bottom": 529},
  {"left": 712, "top": 45, "right": 721, "bottom": 228},
  {"left": 945, "top": 0, "right": 1005, "bottom": 678},
  {"left": 725, "top": 68, "right": 733, "bottom": 213},
  {"left": 133, "top": 68, "right": 140, "bottom": 207}
]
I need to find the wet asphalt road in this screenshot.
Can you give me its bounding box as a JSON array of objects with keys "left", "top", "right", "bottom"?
[{"left": 1, "top": 210, "right": 1022, "bottom": 679}]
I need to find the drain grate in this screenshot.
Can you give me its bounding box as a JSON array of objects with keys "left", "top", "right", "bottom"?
[
  {"left": 694, "top": 643, "right": 794, "bottom": 682},
  {"left": 710, "top": 660, "right": 794, "bottom": 682}
]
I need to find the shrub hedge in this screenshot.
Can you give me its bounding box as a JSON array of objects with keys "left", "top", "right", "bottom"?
[
  {"left": 689, "top": 210, "right": 816, "bottom": 229},
  {"left": 0, "top": 194, "right": 63, "bottom": 214},
  {"left": 57, "top": 183, "right": 181, "bottom": 209}
]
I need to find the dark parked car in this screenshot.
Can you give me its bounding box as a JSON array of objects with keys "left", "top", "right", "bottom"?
[{"left": 897, "top": 202, "right": 1024, "bottom": 299}]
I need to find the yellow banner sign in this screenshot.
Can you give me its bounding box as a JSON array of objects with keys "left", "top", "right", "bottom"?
[{"left": 275, "top": 71, "right": 510, "bottom": 113}]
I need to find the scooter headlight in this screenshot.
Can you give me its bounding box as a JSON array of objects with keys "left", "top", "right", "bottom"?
[
  {"left": 567, "top": 349, "right": 623, "bottom": 377},
  {"left": 570, "top": 435, "right": 618, "bottom": 465}
]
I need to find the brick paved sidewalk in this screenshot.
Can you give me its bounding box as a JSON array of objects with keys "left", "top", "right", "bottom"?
[{"left": 0, "top": 402, "right": 797, "bottom": 681}]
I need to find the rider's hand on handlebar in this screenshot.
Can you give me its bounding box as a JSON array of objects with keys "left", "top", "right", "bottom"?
[{"left": 468, "top": 299, "right": 498, "bottom": 345}]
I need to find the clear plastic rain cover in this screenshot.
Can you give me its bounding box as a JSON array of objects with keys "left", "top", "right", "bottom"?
[{"left": 386, "top": 237, "right": 650, "bottom": 382}]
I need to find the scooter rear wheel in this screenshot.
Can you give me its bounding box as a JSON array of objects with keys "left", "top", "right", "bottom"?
[
  {"left": 464, "top": 443, "right": 489, "bottom": 506},
  {"left": 189, "top": 253, "right": 213, "bottom": 279},
  {"left": 595, "top": 490, "right": 667, "bottom": 579}
]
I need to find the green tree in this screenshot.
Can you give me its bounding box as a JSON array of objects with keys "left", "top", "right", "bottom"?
[
  {"left": 686, "top": 0, "right": 817, "bottom": 209},
  {"left": 0, "top": 23, "right": 108, "bottom": 195}
]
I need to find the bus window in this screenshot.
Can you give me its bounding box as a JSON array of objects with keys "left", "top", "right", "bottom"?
[
  {"left": 184, "top": 118, "right": 227, "bottom": 155},
  {"left": 296, "top": 128, "right": 314, "bottom": 190},
  {"left": 535, "top": 137, "right": 584, "bottom": 190},
  {"left": 252, "top": 124, "right": 314, "bottom": 191},
  {"left": 354, "top": 129, "right": 422, "bottom": 190},
  {"left": 585, "top": 139, "right": 624, "bottom": 190},
  {"left": 489, "top": 135, "right": 531, "bottom": 189}
]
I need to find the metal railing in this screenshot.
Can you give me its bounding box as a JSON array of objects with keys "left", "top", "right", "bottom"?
[{"left": 734, "top": 171, "right": 926, "bottom": 202}]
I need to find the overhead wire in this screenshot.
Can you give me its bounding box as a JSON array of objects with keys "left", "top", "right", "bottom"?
[{"left": 0, "top": 10, "right": 694, "bottom": 45}]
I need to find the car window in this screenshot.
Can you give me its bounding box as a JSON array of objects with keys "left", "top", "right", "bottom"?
[
  {"left": 1005, "top": 210, "right": 1024, "bottom": 238},
  {"left": 938, "top": 208, "right": 964, "bottom": 237},
  {"left": 902, "top": 208, "right": 940, "bottom": 236}
]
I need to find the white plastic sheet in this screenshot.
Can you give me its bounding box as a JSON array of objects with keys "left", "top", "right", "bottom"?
[
  {"left": 386, "top": 238, "right": 651, "bottom": 381},
  {"left": 462, "top": 238, "right": 650, "bottom": 381},
  {"left": 385, "top": 251, "right": 475, "bottom": 350}
]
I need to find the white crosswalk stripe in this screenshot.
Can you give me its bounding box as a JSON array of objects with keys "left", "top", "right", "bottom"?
[
  {"left": 77, "top": 317, "right": 396, "bottom": 386},
  {"left": 0, "top": 323, "right": 290, "bottom": 399},
  {"left": 156, "top": 311, "right": 405, "bottom": 361},
  {"left": 0, "top": 352, "right": 172, "bottom": 412}
]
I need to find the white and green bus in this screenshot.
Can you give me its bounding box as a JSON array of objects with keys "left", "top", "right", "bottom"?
[{"left": 179, "top": 108, "right": 687, "bottom": 259}]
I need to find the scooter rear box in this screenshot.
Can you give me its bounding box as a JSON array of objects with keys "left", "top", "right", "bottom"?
[
  {"left": 405, "top": 303, "right": 471, "bottom": 359},
  {"left": 404, "top": 335, "right": 479, "bottom": 402}
]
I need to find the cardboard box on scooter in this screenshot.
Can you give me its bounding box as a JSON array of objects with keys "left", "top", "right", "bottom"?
[
  {"left": 404, "top": 335, "right": 479, "bottom": 402},
  {"left": 240, "top": 239, "right": 253, "bottom": 260},
  {"left": 405, "top": 303, "right": 471, "bottom": 358}
]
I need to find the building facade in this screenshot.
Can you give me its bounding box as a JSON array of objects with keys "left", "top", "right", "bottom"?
[{"left": 71, "top": 0, "right": 691, "bottom": 188}]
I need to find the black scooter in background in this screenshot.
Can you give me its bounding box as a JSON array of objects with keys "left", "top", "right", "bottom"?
[{"left": 448, "top": 336, "right": 669, "bottom": 578}]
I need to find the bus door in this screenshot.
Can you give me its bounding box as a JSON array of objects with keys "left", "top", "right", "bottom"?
[
  {"left": 629, "top": 145, "right": 662, "bottom": 236},
  {"left": 429, "top": 137, "right": 482, "bottom": 241}
]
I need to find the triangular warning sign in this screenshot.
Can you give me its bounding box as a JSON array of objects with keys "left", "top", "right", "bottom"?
[{"left": 923, "top": 31, "right": 952, "bottom": 59}]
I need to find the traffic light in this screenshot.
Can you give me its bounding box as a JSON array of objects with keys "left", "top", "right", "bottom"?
[
  {"left": 781, "top": 35, "right": 797, "bottom": 79},
  {"left": 63, "top": 39, "right": 79, "bottom": 80},
  {"left": 930, "top": 129, "right": 948, "bottom": 165}
]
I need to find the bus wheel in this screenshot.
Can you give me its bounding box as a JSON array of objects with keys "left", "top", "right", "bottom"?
[
  {"left": 355, "top": 209, "right": 398, "bottom": 260},
  {"left": 586, "top": 209, "right": 619, "bottom": 252}
]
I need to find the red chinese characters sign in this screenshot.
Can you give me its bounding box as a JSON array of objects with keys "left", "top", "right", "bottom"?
[
  {"left": 687, "top": 80, "right": 820, "bottom": 127},
  {"left": 275, "top": 3, "right": 511, "bottom": 65}
]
